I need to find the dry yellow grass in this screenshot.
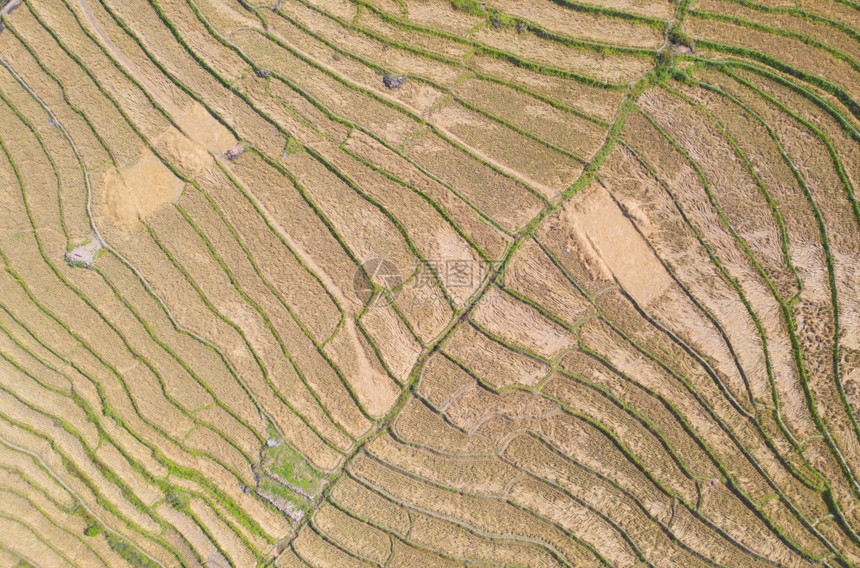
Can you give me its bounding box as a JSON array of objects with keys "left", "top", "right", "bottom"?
[
  {"left": 405, "top": 131, "right": 544, "bottom": 230},
  {"left": 443, "top": 324, "right": 549, "bottom": 388},
  {"left": 2, "top": 0, "right": 859, "bottom": 564},
  {"left": 429, "top": 100, "right": 583, "bottom": 197},
  {"left": 314, "top": 503, "right": 391, "bottom": 564}
]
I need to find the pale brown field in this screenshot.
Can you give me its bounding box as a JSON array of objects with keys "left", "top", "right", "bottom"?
[{"left": 1, "top": 0, "right": 859, "bottom": 565}]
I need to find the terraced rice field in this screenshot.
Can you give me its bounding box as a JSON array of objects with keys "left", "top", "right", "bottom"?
[{"left": 0, "top": 0, "right": 858, "bottom": 565}]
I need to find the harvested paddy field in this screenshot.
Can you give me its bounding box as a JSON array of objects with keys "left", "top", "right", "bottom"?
[{"left": 0, "top": 0, "right": 859, "bottom": 565}]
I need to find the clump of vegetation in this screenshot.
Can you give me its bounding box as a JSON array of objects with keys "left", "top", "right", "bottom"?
[
  {"left": 84, "top": 524, "right": 102, "bottom": 537},
  {"left": 668, "top": 29, "right": 695, "bottom": 49},
  {"left": 106, "top": 533, "right": 161, "bottom": 568},
  {"left": 65, "top": 257, "right": 88, "bottom": 269},
  {"left": 451, "top": 0, "right": 485, "bottom": 16},
  {"left": 451, "top": 0, "right": 517, "bottom": 29},
  {"left": 254, "top": 427, "right": 328, "bottom": 522},
  {"left": 667, "top": 23, "right": 695, "bottom": 50},
  {"left": 165, "top": 488, "right": 190, "bottom": 512},
  {"left": 656, "top": 48, "right": 675, "bottom": 76},
  {"left": 283, "top": 136, "right": 304, "bottom": 157},
  {"left": 260, "top": 434, "right": 325, "bottom": 495},
  {"left": 70, "top": 502, "right": 102, "bottom": 537},
  {"left": 258, "top": 476, "right": 313, "bottom": 515}
]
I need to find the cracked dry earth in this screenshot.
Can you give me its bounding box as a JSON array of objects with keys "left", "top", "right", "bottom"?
[{"left": 0, "top": 0, "right": 859, "bottom": 566}]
